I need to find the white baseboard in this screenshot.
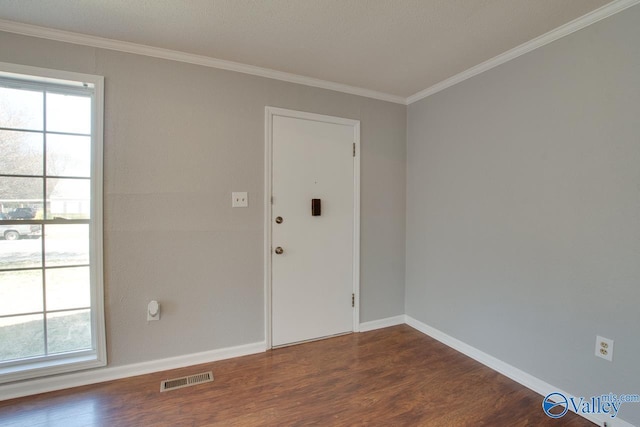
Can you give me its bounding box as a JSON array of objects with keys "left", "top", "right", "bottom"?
[
  {"left": 0, "top": 341, "right": 266, "bottom": 401},
  {"left": 359, "top": 315, "right": 406, "bottom": 332},
  {"left": 405, "top": 316, "right": 634, "bottom": 427},
  {"left": 2, "top": 319, "right": 636, "bottom": 427}
]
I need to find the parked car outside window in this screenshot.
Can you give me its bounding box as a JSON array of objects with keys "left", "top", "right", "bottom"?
[
  {"left": 6, "top": 207, "right": 36, "bottom": 220},
  {"left": 0, "top": 213, "right": 41, "bottom": 240}
]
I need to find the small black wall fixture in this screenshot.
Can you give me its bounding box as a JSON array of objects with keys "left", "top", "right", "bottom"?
[{"left": 311, "top": 199, "right": 321, "bottom": 216}]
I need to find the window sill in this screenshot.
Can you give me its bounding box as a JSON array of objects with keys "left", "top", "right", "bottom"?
[{"left": 0, "top": 352, "right": 106, "bottom": 385}]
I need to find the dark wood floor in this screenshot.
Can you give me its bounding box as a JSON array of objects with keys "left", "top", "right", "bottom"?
[{"left": 0, "top": 325, "right": 593, "bottom": 426}]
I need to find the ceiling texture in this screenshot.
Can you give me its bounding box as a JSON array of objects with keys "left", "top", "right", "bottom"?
[{"left": 0, "top": 0, "right": 621, "bottom": 102}]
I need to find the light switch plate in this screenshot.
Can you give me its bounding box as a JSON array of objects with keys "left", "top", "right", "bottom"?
[{"left": 232, "top": 192, "right": 248, "bottom": 208}]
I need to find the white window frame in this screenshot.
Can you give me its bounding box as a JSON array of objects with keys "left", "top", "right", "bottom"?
[{"left": 0, "top": 62, "right": 106, "bottom": 383}]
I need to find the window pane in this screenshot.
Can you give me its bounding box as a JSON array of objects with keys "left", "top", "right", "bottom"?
[
  {"left": 46, "top": 93, "right": 91, "bottom": 135},
  {"left": 46, "top": 178, "right": 90, "bottom": 220},
  {"left": 0, "top": 177, "right": 43, "bottom": 219},
  {"left": 46, "top": 134, "right": 90, "bottom": 178},
  {"left": 44, "top": 224, "right": 89, "bottom": 267},
  {"left": 0, "top": 87, "right": 43, "bottom": 131},
  {"left": 0, "top": 221, "right": 42, "bottom": 254},
  {"left": 47, "top": 309, "right": 91, "bottom": 354},
  {"left": 0, "top": 231, "right": 42, "bottom": 269},
  {"left": 0, "top": 270, "right": 43, "bottom": 316},
  {"left": 0, "top": 314, "right": 44, "bottom": 362},
  {"left": 0, "top": 130, "right": 43, "bottom": 176},
  {"left": 46, "top": 267, "right": 90, "bottom": 311}
]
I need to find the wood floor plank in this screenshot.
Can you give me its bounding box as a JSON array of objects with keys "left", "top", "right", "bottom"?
[{"left": 0, "top": 325, "right": 594, "bottom": 426}]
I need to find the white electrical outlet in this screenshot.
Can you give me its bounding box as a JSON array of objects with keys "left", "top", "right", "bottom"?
[
  {"left": 232, "top": 192, "right": 248, "bottom": 208},
  {"left": 595, "top": 336, "right": 613, "bottom": 361}
]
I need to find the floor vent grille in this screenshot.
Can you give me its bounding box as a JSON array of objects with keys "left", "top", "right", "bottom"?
[{"left": 160, "top": 371, "right": 213, "bottom": 392}]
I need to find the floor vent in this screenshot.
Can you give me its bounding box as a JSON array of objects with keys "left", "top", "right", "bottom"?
[{"left": 160, "top": 371, "right": 213, "bottom": 392}]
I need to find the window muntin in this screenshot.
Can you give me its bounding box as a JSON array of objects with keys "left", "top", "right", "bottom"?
[{"left": 0, "top": 64, "right": 105, "bottom": 381}]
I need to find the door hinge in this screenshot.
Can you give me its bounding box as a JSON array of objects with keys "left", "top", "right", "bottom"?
[
  {"left": 353, "top": 142, "right": 356, "bottom": 157},
  {"left": 352, "top": 293, "right": 355, "bottom": 307}
]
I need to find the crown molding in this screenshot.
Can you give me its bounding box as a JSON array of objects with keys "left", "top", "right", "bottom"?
[
  {"left": 406, "top": 0, "right": 640, "bottom": 105},
  {"left": 1, "top": 0, "right": 637, "bottom": 107},
  {"left": 0, "top": 19, "right": 406, "bottom": 105}
]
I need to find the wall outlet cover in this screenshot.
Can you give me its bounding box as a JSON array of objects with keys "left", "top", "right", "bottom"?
[
  {"left": 232, "top": 192, "right": 248, "bottom": 208},
  {"left": 595, "top": 336, "right": 613, "bottom": 362}
]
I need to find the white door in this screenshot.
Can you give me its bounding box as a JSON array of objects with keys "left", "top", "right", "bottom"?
[{"left": 268, "top": 108, "right": 359, "bottom": 347}]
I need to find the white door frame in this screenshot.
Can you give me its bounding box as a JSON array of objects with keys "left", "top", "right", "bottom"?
[{"left": 264, "top": 106, "right": 360, "bottom": 349}]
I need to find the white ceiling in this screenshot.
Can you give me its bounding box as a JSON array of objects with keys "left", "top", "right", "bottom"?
[{"left": 0, "top": 0, "right": 615, "bottom": 100}]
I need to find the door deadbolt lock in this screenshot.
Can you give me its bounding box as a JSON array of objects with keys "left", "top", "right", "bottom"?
[
  {"left": 275, "top": 216, "right": 283, "bottom": 224},
  {"left": 274, "top": 247, "right": 284, "bottom": 255}
]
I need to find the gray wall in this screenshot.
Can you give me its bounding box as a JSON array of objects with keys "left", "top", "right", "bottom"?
[
  {"left": 407, "top": 5, "right": 640, "bottom": 425},
  {"left": 4, "top": 5, "right": 638, "bottom": 423},
  {"left": 0, "top": 31, "right": 406, "bottom": 367}
]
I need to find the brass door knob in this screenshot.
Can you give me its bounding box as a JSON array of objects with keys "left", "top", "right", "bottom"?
[
  {"left": 275, "top": 216, "right": 283, "bottom": 224},
  {"left": 274, "top": 247, "right": 284, "bottom": 255}
]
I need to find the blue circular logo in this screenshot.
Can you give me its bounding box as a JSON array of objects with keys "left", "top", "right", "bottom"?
[{"left": 543, "top": 392, "right": 569, "bottom": 418}]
